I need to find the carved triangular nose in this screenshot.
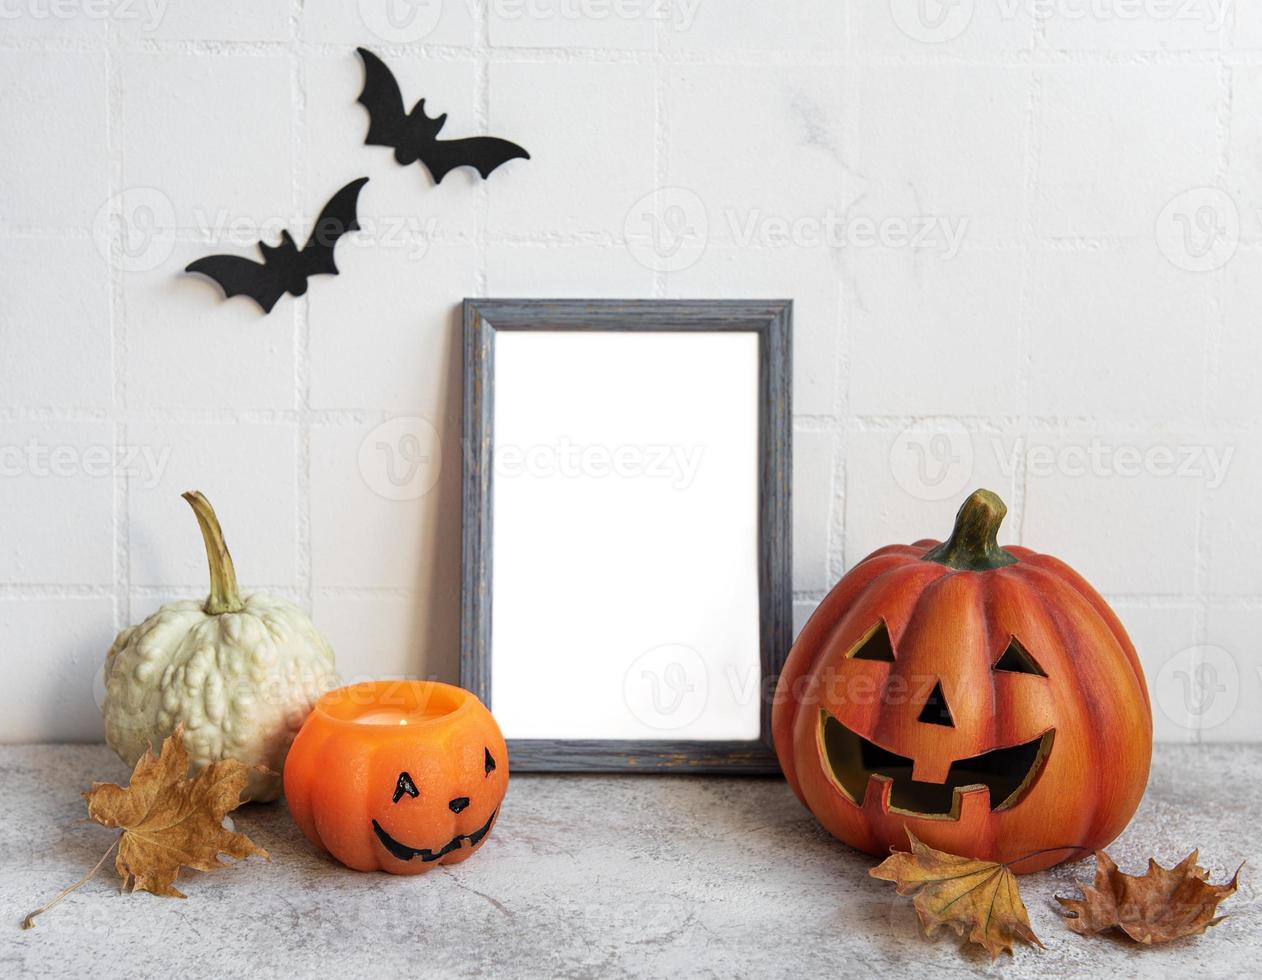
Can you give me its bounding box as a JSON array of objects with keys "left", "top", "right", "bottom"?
[{"left": 917, "top": 680, "right": 954, "bottom": 727}]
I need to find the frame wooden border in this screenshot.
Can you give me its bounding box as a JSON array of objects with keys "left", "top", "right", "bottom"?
[{"left": 461, "top": 299, "right": 792, "bottom": 773}]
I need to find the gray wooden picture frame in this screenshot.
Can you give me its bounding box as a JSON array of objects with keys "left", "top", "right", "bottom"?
[{"left": 461, "top": 299, "right": 792, "bottom": 773}]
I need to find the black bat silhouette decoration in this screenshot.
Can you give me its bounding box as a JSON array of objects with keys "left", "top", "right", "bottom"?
[
  {"left": 356, "top": 47, "right": 529, "bottom": 183},
  {"left": 184, "top": 177, "right": 369, "bottom": 314}
]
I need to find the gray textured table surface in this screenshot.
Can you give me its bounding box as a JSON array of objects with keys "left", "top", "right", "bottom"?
[{"left": 0, "top": 744, "right": 1256, "bottom": 979}]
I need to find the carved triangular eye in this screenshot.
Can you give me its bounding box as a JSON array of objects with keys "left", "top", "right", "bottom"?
[
  {"left": 994, "top": 638, "right": 1046, "bottom": 676},
  {"left": 848, "top": 621, "right": 895, "bottom": 662},
  {"left": 484, "top": 748, "right": 497, "bottom": 776},
  {"left": 917, "top": 680, "right": 954, "bottom": 728},
  {"left": 393, "top": 771, "right": 419, "bottom": 803}
]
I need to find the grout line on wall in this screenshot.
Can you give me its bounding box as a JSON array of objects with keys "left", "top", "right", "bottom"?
[
  {"left": 651, "top": 4, "right": 667, "bottom": 300},
  {"left": 290, "top": 0, "right": 313, "bottom": 614},
  {"left": 5, "top": 405, "right": 1260, "bottom": 433},
  {"left": 1012, "top": 13, "right": 1046, "bottom": 545},
  {"left": 1190, "top": 49, "right": 1238, "bottom": 744},
  {"left": 18, "top": 219, "right": 1262, "bottom": 255},
  {"left": 104, "top": 18, "right": 129, "bottom": 630},
  {"left": 19, "top": 33, "right": 1262, "bottom": 69},
  {"left": 827, "top": 430, "right": 846, "bottom": 579},
  {"left": 0, "top": 585, "right": 120, "bottom": 600},
  {"left": 4, "top": 582, "right": 1245, "bottom": 605},
  {"left": 474, "top": 1, "right": 491, "bottom": 298},
  {"left": 844, "top": 414, "right": 1260, "bottom": 431},
  {"left": 3, "top": 404, "right": 1259, "bottom": 432},
  {"left": 827, "top": 57, "right": 853, "bottom": 581}
]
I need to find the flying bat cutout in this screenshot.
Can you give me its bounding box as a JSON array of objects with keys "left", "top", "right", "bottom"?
[
  {"left": 184, "top": 178, "right": 369, "bottom": 314},
  {"left": 356, "top": 47, "right": 530, "bottom": 183}
]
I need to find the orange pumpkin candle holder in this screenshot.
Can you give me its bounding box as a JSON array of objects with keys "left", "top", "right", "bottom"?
[
  {"left": 284, "top": 680, "right": 508, "bottom": 874},
  {"left": 773, "top": 489, "right": 1152, "bottom": 873}
]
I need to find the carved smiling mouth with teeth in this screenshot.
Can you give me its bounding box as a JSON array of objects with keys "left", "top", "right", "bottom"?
[
  {"left": 820, "top": 711, "right": 1054, "bottom": 819},
  {"left": 372, "top": 809, "right": 498, "bottom": 863}
]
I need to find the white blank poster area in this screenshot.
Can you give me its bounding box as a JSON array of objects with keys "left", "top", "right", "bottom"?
[{"left": 491, "top": 331, "right": 762, "bottom": 741}]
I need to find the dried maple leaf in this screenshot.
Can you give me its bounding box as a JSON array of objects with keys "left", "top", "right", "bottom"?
[
  {"left": 1057, "top": 850, "right": 1242, "bottom": 944},
  {"left": 870, "top": 831, "right": 1043, "bottom": 958},
  {"left": 21, "top": 725, "right": 267, "bottom": 928}
]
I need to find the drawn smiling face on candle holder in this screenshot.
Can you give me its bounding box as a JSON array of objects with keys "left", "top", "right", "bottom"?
[
  {"left": 369, "top": 744, "right": 501, "bottom": 866},
  {"left": 284, "top": 681, "right": 509, "bottom": 874}
]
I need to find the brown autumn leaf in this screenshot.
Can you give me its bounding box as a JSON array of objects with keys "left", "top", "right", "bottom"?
[
  {"left": 21, "top": 725, "right": 267, "bottom": 928},
  {"left": 870, "top": 831, "right": 1043, "bottom": 958},
  {"left": 1057, "top": 850, "right": 1242, "bottom": 944}
]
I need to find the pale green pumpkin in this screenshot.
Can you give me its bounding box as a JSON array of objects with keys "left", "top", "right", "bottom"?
[{"left": 102, "top": 492, "right": 338, "bottom": 802}]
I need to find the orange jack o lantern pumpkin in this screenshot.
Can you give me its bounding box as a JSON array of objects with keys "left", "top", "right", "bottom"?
[
  {"left": 284, "top": 680, "right": 508, "bottom": 874},
  {"left": 772, "top": 489, "right": 1151, "bottom": 873}
]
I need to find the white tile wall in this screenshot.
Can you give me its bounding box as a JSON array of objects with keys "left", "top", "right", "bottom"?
[
  {"left": 117, "top": 1, "right": 290, "bottom": 42},
  {"left": 791, "top": 428, "right": 834, "bottom": 595},
  {"left": 307, "top": 241, "right": 477, "bottom": 412},
  {"left": 309, "top": 420, "right": 458, "bottom": 593},
  {"left": 1228, "top": 68, "right": 1262, "bottom": 246},
  {"left": 666, "top": 245, "right": 840, "bottom": 416},
  {"left": 488, "top": 0, "right": 656, "bottom": 49},
  {"left": 0, "top": 237, "right": 112, "bottom": 409},
  {"left": 119, "top": 51, "right": 295, "bottom": 231},
  {"left": 852, "top": 0, "right": 1033, "bottom": 52},
  {"left": 1238, "top": 4, "right": 1262, "bottom": 49},
  {"left": 0, "top": 49, "right": 108, "bottom": 228},
  {"left": 126, "top": 420, "right": 299, "bottom": 588},
  {"left": 488, "top": 61, "right": 656, "bottom": 236},
  {"left": 486, "top": 242, "right": 653, "bottom": 295},
  {"left": 1021, "top": 428, "right": 1203, "bottom": 595},
  {"left": 851, "top": 67, "right": 1028, "bottom": 242},
  {"left": 1112, "top": 602, "right": 1200, "bottom": 744},
  {"left": 0, "top": 421, "right": 116, "bottom": 586},
  {"left": 1034, "top": 65, "right": 1219, "bottom": 238},
  {"left": 0, "top": 598, "right": 117, "bottom": 741},
  {"left": 1201, "top": 607, "right": 1262, "bottom": 742},
  {"left": 125, "top": 241, "right": 297, "bottom": 410},
  {"left": 302, "top": 0, "right": 475, "bottom": 47},
  {"left": 1, "top": 3, "right": 1258, "bottom": 743},
  {"left": 670, "top": 0, "right": 846, "bottom": 52},
  {"left": 666, "top": 64, "right": 846, "bottom": 248},
  {"left": 846, "top": 248, "right": 1024, "bottom": 417},
  {"left": 1027, "top": 243, "right": 1209, "bottom": 420}
]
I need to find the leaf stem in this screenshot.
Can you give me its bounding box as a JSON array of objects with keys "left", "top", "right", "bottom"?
[{"left": 20, "top": 837, "right": 118, "bottom": 930}]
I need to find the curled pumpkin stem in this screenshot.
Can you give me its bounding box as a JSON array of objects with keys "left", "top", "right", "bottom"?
[{"left": 182, "top": 490, "right": 245, "bottom": 615}]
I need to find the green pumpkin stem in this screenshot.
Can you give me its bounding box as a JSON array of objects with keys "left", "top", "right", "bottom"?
[
  {"left": 922, "top": 489, "right": 1019, "bottom": 572},
  {"left": 182, "top": 490, "right": 246, "bottom": 615}
]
